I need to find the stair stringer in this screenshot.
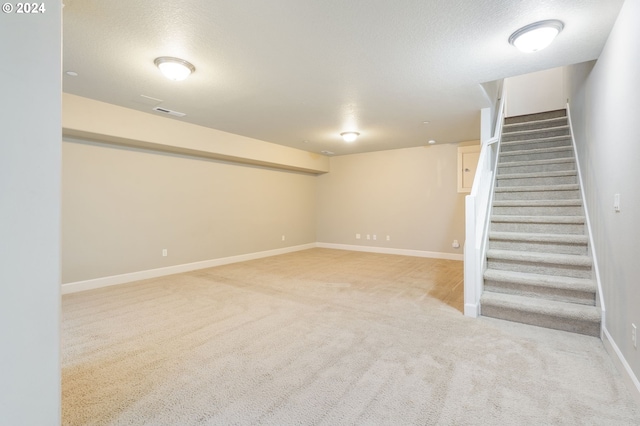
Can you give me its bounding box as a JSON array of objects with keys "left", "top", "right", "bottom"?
[{"left": 566, "top": 103, "right": 606, "bottom": 336}]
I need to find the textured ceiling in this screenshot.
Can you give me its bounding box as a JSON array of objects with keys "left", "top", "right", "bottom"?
[{"left": 62, "top": 0, "right": 623, "bottom": 156}]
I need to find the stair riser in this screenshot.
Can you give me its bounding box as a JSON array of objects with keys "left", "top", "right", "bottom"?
[
  {"left": 480, "top": 304, "right": 600, "bottom": 336},
  {"left": 497, "top": 175, "right": 577, "bottom": 187},
  {"left": 500, "top": 150, "right": 573, "bottom": 163},
  {"left": 483, "top": 280, "right": 595, "bottom": 305},
  {"left": 491, "top": 222, "right": 584, "bottom": 234},
  {"left": 492, "top": 205, "right": 583, "bottom": 216},
  {"left": 489, "top": 239, "right": 588, "bottom": 255},
  {"left": 503, "top": 128, "right": 570, "bottom": 142},
  {"left": 500, "top": 139, "right": 571, "bottom": 152},
  {"left": 504, "top": 110, "right": 567, "bottom": 125},
  {"left": 494, "top": 190, "right": 580, "bottom": 201},
  {"left": 486, "top": 259, "right": 592, "bottom": 279},
  {"left": 503, "top": 119, "right": 567, "bottom": 133},
  {"left": 498, "top": 162, "right": 575, "bottom": 174}
]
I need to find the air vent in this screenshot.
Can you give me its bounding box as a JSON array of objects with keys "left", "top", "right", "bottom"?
[
  {"left": 152, "top": 106, "right": 186, "bottom": 117},
  {"left": 321, "top": 150, "right": 335, "bottom": 155}
]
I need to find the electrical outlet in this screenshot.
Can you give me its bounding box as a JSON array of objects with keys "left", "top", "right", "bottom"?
[
  {"left": 632, "top": 323, "right": 637, "bottom": 349},
  {"left": 366, "top": 234, "right": 370, "bottom": 240},
  {"left": 373, "top": 234, "right": 377, "bottom": 240},
  {"left": 162, "top": 249, "right": 167, "bottom": 257},
  {"left": 386, "top": 235, "right": 390, "bottom": 241},
  {"left": 356, "top": 233, "right": 361, "bottom": 239},
  {"left": 282, "top": 235, "right": 286, "bottom": 241}
]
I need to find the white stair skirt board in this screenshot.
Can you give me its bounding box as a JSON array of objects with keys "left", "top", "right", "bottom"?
[
  {"left": 61, "top": 243, "right": 316, "bottom": 294},
  {"left": 316, "top": 242, "right": 464, "bottom": 261}
]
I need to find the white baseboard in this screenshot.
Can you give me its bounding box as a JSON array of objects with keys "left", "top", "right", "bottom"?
[
  {"left": 464, "top": 303, "right": 479, "bottom": 318},
  {"left": 602, "top": 327, "right": 640, "bottom": 404},
  {"left": 61, "top": 243, "right": 316, "bottom": 294},
  {"left": 315, "top": 242, "right": 464, "bottom": 261},
  {"left": 62, "top": 242, "right": 463, "bottom": 294}
]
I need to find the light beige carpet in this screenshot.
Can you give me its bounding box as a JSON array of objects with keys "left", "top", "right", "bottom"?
[{"left": 62, "top": 248, "right": 640, "bottom": 425}]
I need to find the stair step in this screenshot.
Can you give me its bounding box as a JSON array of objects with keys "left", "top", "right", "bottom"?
[
  {"left": 497, "top": 170, "right": 577, "bottom": 180},
  {"left": 480, "top": 292, "right": 600, "bottom": 336},
  {"left": 497, "top": 170, "right": 577, "bottom": 187},
  {"left": 502, "top": 125, "right": 570, "bottom": 143},
  {"left": 486, "top": 249, "right": 592, "bottom": 278},
  {"left": 494, "top": 184, "right": 580, "bottom": 201},
  {"left": 489, "top": 231, "right": 588, "bottom": 255},
  {"left": 502, "top": 117, "right": 568, "bottom": 133},
  {"left": 500, "top": 146, "right": 573, "bottom": 163},
  {"left": 500, "top": 136, "right": 572, "bottom": 152},
  {"left": 491, "top": 215, "right": 585, "bottom": 224},
  {"left": 504, "top": 110, "right": 567, "bottom": 125},
  {"left": 483, "top": 269, "right": 596, "bottom": 305},
  {"left": 493, "top": 199, "right": 583, "bottom": 216},
  {"left": 493, "top": 206, "right": 582, "bottom": 217},
  {"left": 490, "top": 214, "right": 585, "bottom": 235},
  {"left": 495, "top": 184, "right": 580, "bottom": 193},
  {"left": 493, "top": 199, "right": 582, "bottom": 207},
  {"left": 498, "top": 157, "right": 575, "bottom": 174}
]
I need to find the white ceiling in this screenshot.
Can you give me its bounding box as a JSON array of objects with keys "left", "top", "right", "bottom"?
[{"left": 62, "top": 0, "right": 623, "bottom": 156}]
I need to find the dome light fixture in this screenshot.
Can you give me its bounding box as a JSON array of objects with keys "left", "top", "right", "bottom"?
[
  {"left": 340, "top": 131, "right": 360, "bottom": 143},
  {"left": 154, "top": 57, "right": 196, "bottom": 81},
  {"left": 509, "top": 20, "right": 564, "bottom": 53}
]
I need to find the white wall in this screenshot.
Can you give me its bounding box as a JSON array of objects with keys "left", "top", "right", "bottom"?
[
  {"left": 316, "top": 144, "right": 468, "bottom": 258},
  {"left": 0, "top": 3, "right": 62, "bottom": 424},
  {"left": 565, "top": 0, "right": 640, "bottom": 394},
  {"left": 505, "top": 67, "right": 566, "bottom": 117}
]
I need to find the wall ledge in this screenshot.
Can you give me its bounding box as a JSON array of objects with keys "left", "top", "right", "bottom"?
[{"left": 62, "top": 93, "right": 329, "bottom": 174}]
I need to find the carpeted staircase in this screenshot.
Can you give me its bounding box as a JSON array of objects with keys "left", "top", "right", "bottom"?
[{"left": 480, "top": 109, "right": 601, "bottom": 336}]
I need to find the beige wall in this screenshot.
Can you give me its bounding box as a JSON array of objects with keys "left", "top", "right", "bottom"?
[
  {"left": 565, "top": 0, "right": 640, "bottom": 388},
  {"left": 62, "top": 139, "right": 317, "bottom": 283},
  {"left": 316, "top": 144, "right": 468, "bottom": 256}
]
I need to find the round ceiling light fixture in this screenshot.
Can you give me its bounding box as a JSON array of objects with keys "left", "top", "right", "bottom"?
[
  {"left": 154, "top": 57, "right": 196, "bottom": 81},
  {"left": 509, "top": 20, "right": 564, "bottom": 53},
  {"left": 340, "top": 131, "right": 360, "bottom": 143}
]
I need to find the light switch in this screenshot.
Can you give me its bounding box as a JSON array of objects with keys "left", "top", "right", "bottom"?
[{"left": 614, "top": 194, "right": 621, "bottom": 212}]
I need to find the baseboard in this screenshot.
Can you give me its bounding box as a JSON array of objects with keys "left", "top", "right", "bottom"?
[
  {"left": 315, "top": 242, "right": 464, "bottom": 261},
  {"left": 464, "top": 303, "right": 480, "bottom": 318},
  {"left": 61, "top": 243, "right": 316, "bottom": 294},
  {"left": 602, "top": 327, "right": 640, "bottom": 405}
]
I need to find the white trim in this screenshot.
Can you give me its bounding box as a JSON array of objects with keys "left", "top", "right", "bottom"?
[
  {"left": 603, "top": 327, "right": 640, "bottom": 404},
  {"left": 566, "top": 103, "right": 606, "bottom": 331},
  {"left": 316, "top": 242, "right": 464, "bottom": 261},
  {"left": 464, "top": 303, "right": 479, "bottom": 317},
  {"left": 61, "top": 243, "right": 316, "bottom": 294}
]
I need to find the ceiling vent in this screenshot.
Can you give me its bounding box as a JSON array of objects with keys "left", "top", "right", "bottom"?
[{"left": 152, "top": 106, "right": 186, "bottom": 117}]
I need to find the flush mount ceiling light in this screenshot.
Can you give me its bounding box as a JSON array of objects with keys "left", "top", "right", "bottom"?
[
  {"left": 154, "top": 57, "right": 196, "bottom": 81},
  {"left": 340, "top": 132, "right": 360, "bottom": 143},
  {"left": 509, "top": 20, "right": 564, "bottom": 53}
]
